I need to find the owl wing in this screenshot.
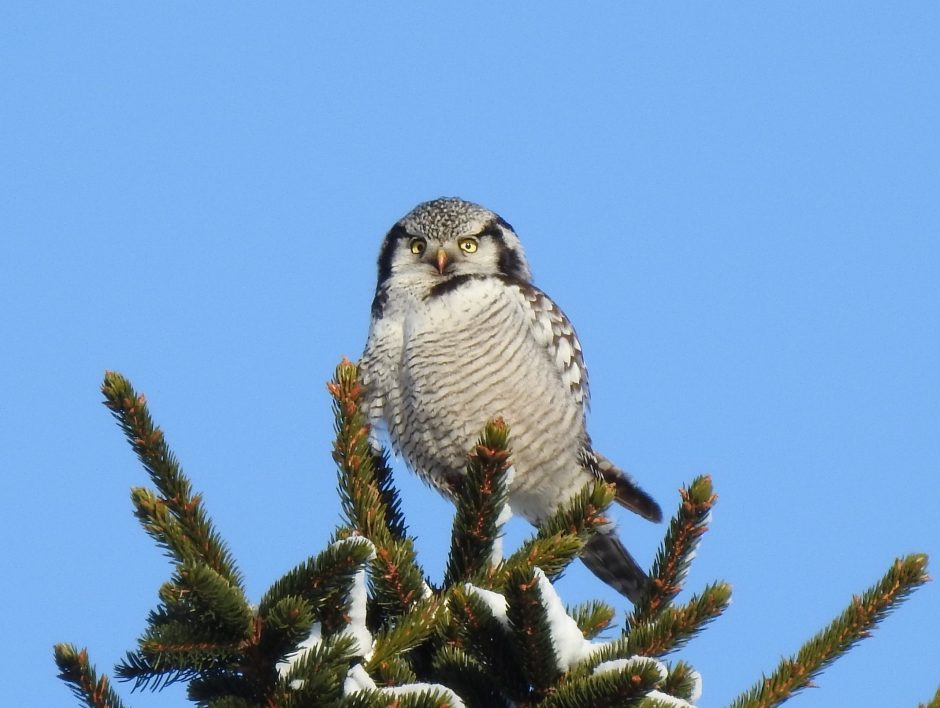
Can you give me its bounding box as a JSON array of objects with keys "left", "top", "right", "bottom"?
[
  {"left": 510, "top": 281, "right": 662, "bottom": 524},
  {"left": 511, "top": 280, "right": 590, "bottom": 409},
  {"left": 358, "top": 313, "right": 403, "bottom": 449}
]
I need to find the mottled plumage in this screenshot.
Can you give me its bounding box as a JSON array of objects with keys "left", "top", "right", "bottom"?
[{"left": 359, "top": 197, "right": 661, "bottom": 601}]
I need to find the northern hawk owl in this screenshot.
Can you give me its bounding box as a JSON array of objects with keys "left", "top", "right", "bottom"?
[{"left": 359, "top": 197, "right": 661, "bottom": 601}]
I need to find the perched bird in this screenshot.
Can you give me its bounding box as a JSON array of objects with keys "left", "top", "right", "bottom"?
[{"left": 359, "top": 197, "right": 661, "bottom": 602}]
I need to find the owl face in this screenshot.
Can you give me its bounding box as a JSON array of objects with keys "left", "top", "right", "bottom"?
[{"left": 372, "top": 199, "right": 533, "bottom": 315}]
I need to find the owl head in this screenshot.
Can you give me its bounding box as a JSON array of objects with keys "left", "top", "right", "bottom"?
[{"left": 372, "top": 198, "right": 532, "bottom": 314}]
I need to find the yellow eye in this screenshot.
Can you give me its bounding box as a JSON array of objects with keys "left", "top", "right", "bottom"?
[
  {"left": 458, "top": 237, "right": 478, "bottom": 253},
  {"left": 410, "top": 238, "right": 426, "bottom": 255}
]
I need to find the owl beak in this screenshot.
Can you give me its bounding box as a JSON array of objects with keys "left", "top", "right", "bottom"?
[{"left": 436, "top": 248, "right": 448, "bottom": 275}]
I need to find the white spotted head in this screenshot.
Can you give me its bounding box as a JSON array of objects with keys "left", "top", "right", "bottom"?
[{"left": 371, "top": 198, "right": 532, "bottom": 316}]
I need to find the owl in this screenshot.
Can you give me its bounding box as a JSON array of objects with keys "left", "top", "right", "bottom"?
[{"left": 359, "top": 197, "right": 661, "bottom": 602}]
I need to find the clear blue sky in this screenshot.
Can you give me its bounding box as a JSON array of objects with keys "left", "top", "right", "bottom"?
[{"left": 3, "top": 4, "right": 938, "bottom": 706}]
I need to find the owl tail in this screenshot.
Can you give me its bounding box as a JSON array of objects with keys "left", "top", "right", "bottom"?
[
  {"left": 592, "top": 451, "right": 663, "bottom": 523},
  {"left": 581, "top": 529, "right": 648, "bottom": 603}
]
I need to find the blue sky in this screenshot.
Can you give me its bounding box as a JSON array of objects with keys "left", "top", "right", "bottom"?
[{"left": 3, "top": 3, "right": 938, "bottom": 706}]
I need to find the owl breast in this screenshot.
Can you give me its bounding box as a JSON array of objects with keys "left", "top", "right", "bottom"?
[{"left": 388, "top": 277, "right": 588, "bottom": 523}]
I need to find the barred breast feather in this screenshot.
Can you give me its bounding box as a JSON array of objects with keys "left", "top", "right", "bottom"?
[{"left": 369, "top": 275, "right": 588, "bottom": 523}]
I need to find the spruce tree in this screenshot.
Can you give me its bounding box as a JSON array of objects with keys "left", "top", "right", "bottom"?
[{"left": 55, "top": 361, "right": 932, "bottom": 707}]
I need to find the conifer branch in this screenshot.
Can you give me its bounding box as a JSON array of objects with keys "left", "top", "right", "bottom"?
[
  {"left": 540, "top": 658, "right": 665, "bottom": 708},
  {"left": 279, "top": 633, "right": 360, "bottom": 706},
  {"left": 368, "top": 539, "right": 431, "bottom": 623},
  {"left": 54, "top": 644, "right": 127, "bottom": 708},
  {"left": 659, "top": 660, "right": 701, "bottom": 702},
  {"left": 431, "top": 645, "right": 512, "bottom": 708},
  {"left": 370, "top": 448, "right": 409, "bottom": 541},
  {"left": 187, "top": 682, "right": 258, "bottom": 707},
  {"left": 130, "top": 487, "right": 204, "bottom": 566},
  {"left": 101, "top": 371, "right": 243, "bottom": 589},
  {"left": 329, "top": 359, "right": 407, "bottom": 545},
  {"left": 499, "top": 481, "right": 615, "bottom": 585},
  {"left": 448, "top": 586, "right": 530, "bottom": 699},
  {"left": 329, "top": 360, "right": 427, "bottom": 617},
  {"left": 535, "top": 479, "right": 617, "bottom": 542},
  {"left": 257, "top": 595, "right": 316, "bottom": 667},
  {"left": 627, "top": 582, "right": 731, "bottom": 657},
  {"left": 630, "top": 475, "right": 716, "bottom": 628},
  {"left": 340, "top": 688, "right": 464, "bottom": 707},
  {"left": 505, "top": 565, "right": 561, "bottom": 696},
  {"left": 366, "top": 596, "right": 443, "bottom": 675},
  {"left": 113, "top": 650, "right": 196, "bottom": 691},
  {"left": 54, "top": 365, "right": 931, "bottom": 707},
  {"left": 637, "top": 695, "right": 690, "bottom": 708},
  {"left": 584, "top": 582, "right": 731, "bottom": 669},
  {"left": 197, "top": 697, "right": 256, "bottom": 708},
  {"left": 365, "top": 655, "right": 418, "bottom": 687},
  {"left": 444, "top": 417, "right": 512, "bottom": 587},
  {"left": 501, "top": 533, "right": 585, "bottom": 583},
  {"left": 159, "top": 562, "right": 253, "bottom": 642},
  {"left": 920, "top": 686, "right": 940, "bottom": 708},
  {"left": 259, "top": 536, "right": 375, "bottom": 633},
  {"left": 568, "top": 600, "right": 616, "bottom": 639},
  {"left": 729, "top": 553, "right": 930, "bottom": 708},
  {"left": 113, "top": 560, "right": 253, "bottom": 692},
  {"left": 116, "top": 632, "right": 242, "bottom": 691}
]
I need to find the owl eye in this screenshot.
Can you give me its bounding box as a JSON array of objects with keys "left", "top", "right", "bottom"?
[
  {"left": 410, "top": 238, "right": 426, "bottom": 255},
  {"left": 458, "top": 237, "right": 478, "bottom": 254}
]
